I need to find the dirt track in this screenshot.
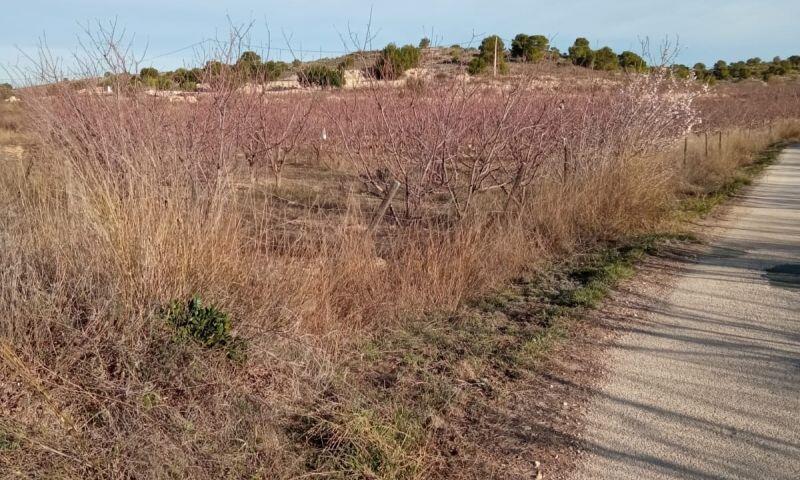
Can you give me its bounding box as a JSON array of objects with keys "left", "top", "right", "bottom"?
[{"left": 570, "top": 146, "right": 800, "bottom": 479}]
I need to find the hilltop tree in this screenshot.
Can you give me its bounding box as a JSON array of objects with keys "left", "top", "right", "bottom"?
[
  {"left": 693, "top": 62, "right": 708, "bottom": 80},
  {"left": 593, "top": 46, "right": 619, "bottom": 71},
  {"left": 510, "top": 34, "right": 549, "bottom": 63},
  {"left": 712, "top": 60, "right": 730, "bottom": 80},
  {"left": 419, "top": 37, "right": 431, "bottom": 49},
  {"left": 138, "top": 67, "right": 162, "bottom": 89},
  {"left": 469, "top": 35, "right": 508, "bottom": 75},
  {"left": 238, "top": 51, "right": 262, "bottom": 65},
  {"left": 764, "top": 61, "right": 788, "bottom": 80},
  {"left": 140, "top": 67, "right": 159, "bottom": 79},
  {"left": 729, "top": 61, "right": 751, "bottom": 80},
  {"left": 672, "top": 64, "right": 691, "bottom": 79},
  {"left": 618, "top": 51, "right": 647, "bottom": 72},
  {"left": 236, "top": 51, "right": 263, "bottom": 78},
  {"left": 568, "top": 37, "right": 594, "bottom": 68}
]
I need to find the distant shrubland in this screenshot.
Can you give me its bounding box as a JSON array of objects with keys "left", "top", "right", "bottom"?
[{"left": 91, "top": 30, "right": 799, "bottom": 90}]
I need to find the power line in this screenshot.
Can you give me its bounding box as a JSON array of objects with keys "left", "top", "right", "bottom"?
[{"left": 140, "top": 39, "right": 213, "bottom": 62}]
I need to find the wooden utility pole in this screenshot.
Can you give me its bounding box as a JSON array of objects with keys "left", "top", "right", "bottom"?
[
  {"left": 704, "top": 132, "right": 709, "bottom": 158},
  {"left": 493, "top": 37, "right": 498, "bottom": 77}
]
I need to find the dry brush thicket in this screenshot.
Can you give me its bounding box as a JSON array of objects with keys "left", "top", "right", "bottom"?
[{"left": 1, "top": 57, "right": 800, "bottom": 478}]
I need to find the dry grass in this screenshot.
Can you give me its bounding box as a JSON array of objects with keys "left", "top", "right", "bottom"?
[{"left": 1, "top": 65, "right": 799, "bottom": 479}]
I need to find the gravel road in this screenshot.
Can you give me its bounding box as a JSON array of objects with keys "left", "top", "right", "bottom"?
[{"left": 570, "top": 146, "right": 800, "bottom": 480}]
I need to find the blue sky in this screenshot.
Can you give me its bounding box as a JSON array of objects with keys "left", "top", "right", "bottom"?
[{"left": 2, "top": 1, "right": 798, "bottom": 83}]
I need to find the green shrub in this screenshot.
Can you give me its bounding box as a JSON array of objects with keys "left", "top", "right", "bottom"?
[
  {"left": 450, "top": 46, "right": 464, "bottom": 64},
  {"left": 729, "top": 61, "right": 751, "bottom": 80},
  {"left": 163, "top": 296, "right": 246, "bottom": 360},
  {"left": 204, "top": 60, "right": 225, "bottom": 76},
  {"left": 375, "top": 43, "right": 421, "bottom": 80},
  {"left": 618, "top": 51, "right": 647, "bottom": 72},
  {"left": 236, "top": 50, "right": 262, "bottom": 77},
  {"left": 0, "top": 83, "right": 12, "bottom": 100},
  {"left": 510, "top": 34, "right": 549, "bottom": 63},
  {"left": 300, "top": 65, "right": 344, "bottom": 88},
  {"left": 233, "top": 52, "right": 289, "bottom": 81},
  {"left": 338, "top": 55, "right": 356, "bottom": 70},
  {"left": 672, "top": 64, "right": 691, "bottom": 79},
  {"left": 0, "top": 431, "right": 20, "bottom": 451},
  {"left": 469, "top": 35, "right": 508, "bottom": 75},
  {"left": 593, "top": 46, "right": 619, "bottom": 71},
  {"left": 693, "top": 63, "right": 709, "bottom": 81},
  {"left": 171, "top": 68, "right": 197, "bottom": 85},
  {"left": 419, "top": 37, "right": 431, "bottom": 49},
  {"left": 713, "top": 60, "right": 730, "bottom": 80},
  {"left": 156, "top": 75, "right": 174, "bottom": 91},
  {"left": 261, "top": 60, "right": 290, "bottom": 81},
  {"left": 140, "top": 67, "right": 159, "bottom": 79},
  {"left": 468, "top": 57, "right": 488, "bottom": 75},
  {"left": 568, "top": 37, "right": 594, "bottom": 67},
  {"left": 179, "top": 81, "right": 198, "bottom": 92}
]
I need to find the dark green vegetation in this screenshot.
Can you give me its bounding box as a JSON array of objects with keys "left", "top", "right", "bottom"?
[
  {"left": 101, "top": 51, "right": 292, "bottom": 91},
  {"left": 568, "top": 37, "right": 595, "bottom": 68},
  {"left": 471, "top": 33, "right": 797, "bottom": 81},
  {"left": 468, "top": 35, "right": 509, "bottom": 75},
  {"left": 561, "top": 38, "right": 799, "bottom": 81},
  {"left": 510, "top": 34, "right": 551, "bottom": 63},
  {"left": 374, "top": 43, "right": 422, "bottom": 80},
  {"left": 300, "top": 65, "right": 345, "bottom": 88},
  {"left": 694, "top": 56, "right": 800, "bottom": 83},
  {"left": 163, "top": 296, "right": 246, "bottom": 361},
  {"left": 0, "top": 83, "right": 13, "bottom": 100}
]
